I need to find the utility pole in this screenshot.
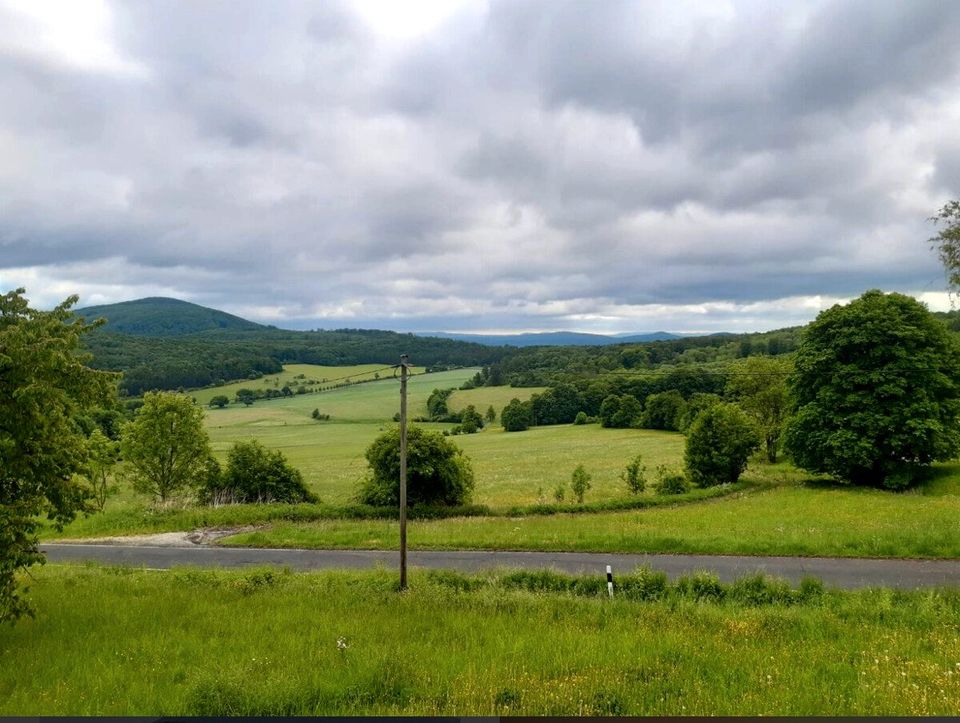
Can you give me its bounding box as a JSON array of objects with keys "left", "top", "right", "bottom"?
[{"left": 398, "top": 354, "right": 409, "bottom": 591}]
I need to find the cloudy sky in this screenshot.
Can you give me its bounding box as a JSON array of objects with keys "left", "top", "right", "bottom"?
[{"left": 1, "top": 0, "right": 958, "bottom": 334}]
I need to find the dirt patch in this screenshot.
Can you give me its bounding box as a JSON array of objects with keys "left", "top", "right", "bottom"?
[{"left": 56, "top": 527, "right": 256, "bottom": 547}]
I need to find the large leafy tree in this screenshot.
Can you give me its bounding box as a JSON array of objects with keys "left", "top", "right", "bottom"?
[
  {"left": 785, "top": 290, "right": 960, "bottom": 489},
  {"left": 685, "top": 403, "right": 760, "bottom": 487},
  {"left": 725, "top": 356, "right": 792, "bottom": 463},
  {"left": 122, "top": 391, "right": 218, "bottom": 502},
  {"left": 1, "top": 289, "right": 115, "bottom": 623}
]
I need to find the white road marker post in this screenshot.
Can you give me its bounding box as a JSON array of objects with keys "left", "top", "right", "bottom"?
[{"left": 606, "top": 564, "right": 614, "bottom": 598}]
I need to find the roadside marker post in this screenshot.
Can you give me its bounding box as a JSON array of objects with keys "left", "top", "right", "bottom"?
[{"left": 607, "top": 565, "right": 614, "bottom": 598}]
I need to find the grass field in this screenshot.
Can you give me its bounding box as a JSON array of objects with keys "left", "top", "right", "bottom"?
[
  {"left": 220, "top": 466, "right": 960, "bottom": 558},
  {"left": 190, "top": 363, "right": 424, "bottom": 407},
  {"left": 3, "top": 565, "right": 959, "bottom": 716}
]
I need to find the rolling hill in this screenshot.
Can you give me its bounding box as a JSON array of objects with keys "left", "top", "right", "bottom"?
[
  {"left": 77, "top": 297, "right": 267, "bottom": 336},
  {"left": 417, "top": 330, "right": 682, "bottom": 347}
]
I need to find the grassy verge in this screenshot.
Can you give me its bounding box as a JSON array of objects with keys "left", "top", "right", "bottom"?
[
  {"left": 220, "top": 472, "right": 960, "bottom": 558},
  {"left": 43, "top": 479, "right": 759, "bottom": 540},
  {"left": 2, "top": 565, "right": 959, "bottom": 716}
]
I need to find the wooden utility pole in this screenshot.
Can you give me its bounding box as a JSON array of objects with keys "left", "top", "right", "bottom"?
[{"left": 398, "top": 354, "right": 409, "bottom": 591}]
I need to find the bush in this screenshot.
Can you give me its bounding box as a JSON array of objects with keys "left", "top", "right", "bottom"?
[
  {"left": 573, "top": 411, "right": 589, "bottom": 425},
  {"left": 358, "top": 427, "right": 475, "bottom": 506},
  {"left": 653, "top": 464, "right": 689, "bottom": 495},
  {"left": 201, "top": 440, "right": 316, "bottom": 504},
  {"left": 685, "top": 403, "right": 760, "bottom": 487},
  {"left": 570, "top": 464, "right": 592, "bottom": 503},
  {"left": 620, "top": 453, "right": 646, "bottom": 494},
  {"left": 640, "top": 389, "right": 686, "bottom": 431}
]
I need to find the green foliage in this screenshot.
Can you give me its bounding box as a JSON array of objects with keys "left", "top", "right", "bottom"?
[
  {"left": 208, "top": 395, "right": 229, "bottom": 409},
  {"left": 639, "top": 389, "right": 686, "bottom": 431},
  {"left": 485, "top": 405, "right": 496, "bottom": 423},
  {"left": 928, "top": 199, "right": 960, "bottom": 290},
  {"left": 573, "top": 410, "right": 589, "bottom": 425},
  {"left": 553, "top": 482, "right": 566, "bottom": 503},
  {"left": 122, "top": 392, "right": 219, "bottom": 502},
  {"left": 677, "top": 392, "right": 721, "bottom": 432},
  {"left": 459, "top": 405, "right": 484, "bottom": 434},
  {"left": 235, "top": 388, "right": 257, "bottom": 406},
  {"left": 785, "top": 290, "right": 960, "bottom": 489},
  {"left": 570, "top": 465, "right": 592, "bottom": 503},
  {"left": 83, "top": 429, "right": 121, "bottom": 512},
  {"left": 0, "top": 288, "right": 115, "bottom": 623},
  {"left": 620, "top": 454, "right": 646, "bottom": 494},
  {"left": 501, "top": 398, "right": 533, "bottom": 432},
  {"left": 599, "top": 394, "right": 642, "bottom": 428},
  {"left": 529, "top": 383, "right": 583, "bottom": 425},
  {"left": 358, "top": 427, "right": 475, "bottom": 506},
  {"left": 202, "top": 440, "right": 316, "bottom": 504},
  {"left": 652, "top": 465, "right": 690, "bottom": 495},
  {"left": 726, "top": 356, "right": 791, "bottom": 462},
  {"left": 685, "top": 403, "right": 760, "bottom": 487},
  {"left": 311, "top": 409, "right": 330, "bottom": 421}
]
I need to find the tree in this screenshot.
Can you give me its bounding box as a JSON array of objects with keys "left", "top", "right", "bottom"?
[
  {"left": 83, "top": 429, "right": 120, "bottom": 511},
  {"left": 202, "top": 440, "right": 316, "bottom": 504},
  {"left": 122, "top": 392, "right": 219, "bottom": 502},
  {"left": 677, "top": 392, "right": 721, "bottom": 433},
  {"left": 501, "top": 398, "right": 533, "bottom": 432},
  {"left": 685, "top": 403, "right": 760, "bottom": 487},
  {"left": 235, "top": 388, "right": 256, "bottom": 406},
  {"left": 785, "top": 290, "right": 960, "bottom": 489},
  {"left": 358, "top": 427, "right": 475, "bottom": 506},
  {"left": 1, "top": 289, "right": 115, "bottom": 623},
  {"left": 459, "top": 404, "right": 484, "bottom": 434},
  {"left": 928, "top": 200, "right": 960, "bottom": 290},
  {"left": 640, "top": 389, "right": 686, "bottom": 431},
  {"left": 485, "top": 405, "right": 496, "bottom": 423},
  {"left": 725, "top": 357, "right": 792, "bottom": 462},
  {"left": 571, "top": 464, "right": 592, "bottom": 503},
  {"left": 208, "top": 395, "right": 229, "bottom": 409},
  {"left": 620, "top": 453, "right": 646, "bottom": 494}
]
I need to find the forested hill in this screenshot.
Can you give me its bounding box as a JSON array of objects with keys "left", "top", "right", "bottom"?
[
  {"left": 77, "top": 297, "right": 267, "bottom": 335},
  {"left": 76, "top": 297, "right": 515, "bottom": 395}
]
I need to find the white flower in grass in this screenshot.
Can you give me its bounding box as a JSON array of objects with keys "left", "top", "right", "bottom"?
[{"left": 337, "top": 637, "right": 348, "bottom": 652}]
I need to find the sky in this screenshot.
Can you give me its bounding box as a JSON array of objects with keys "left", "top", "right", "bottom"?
[{"left": 1, "top": 0, "right": 958, "bottom": 335}]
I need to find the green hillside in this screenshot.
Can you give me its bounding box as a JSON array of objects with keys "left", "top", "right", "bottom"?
[{"left": 77, "top": 297, "right": 266, "bottom": 336}]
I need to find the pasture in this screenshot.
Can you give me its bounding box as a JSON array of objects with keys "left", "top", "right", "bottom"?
[{"left": 3, "top": 565, "right": 960, "bottom": 716}]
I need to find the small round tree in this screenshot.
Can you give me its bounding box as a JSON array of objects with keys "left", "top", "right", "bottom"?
[
  {"left": 202, "top": 439, "right": 316, "bottom": 504},
  {"left": 785, "top": 290, "right": 960, "bottom": 489},
  {"left": 685, "top": 403, "right": 759, "bottom": 486},
  {"left": 501, "top": 398, "right": 533, "bottom": 432},
  {"left": 359, "top": 427, "right": 475, "bottom": 506}
]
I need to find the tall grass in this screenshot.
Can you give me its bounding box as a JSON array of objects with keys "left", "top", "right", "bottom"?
[{"left": 3, "top": 565, "right": 960, "bottom": 716}]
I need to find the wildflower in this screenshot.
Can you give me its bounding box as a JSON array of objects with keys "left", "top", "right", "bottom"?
[{"left": 337, "top": 637, "right": 348, "bottom": 652}]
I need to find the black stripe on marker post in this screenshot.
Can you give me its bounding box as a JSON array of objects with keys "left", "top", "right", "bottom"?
[{"left": 606, "top": 564, "right": 613, "bottom": 598}]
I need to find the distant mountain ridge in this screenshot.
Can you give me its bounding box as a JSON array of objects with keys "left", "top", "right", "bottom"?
[
  {"left": 417, "top": 330, "right": 683, "bottom": 347},
  {"left": 76, "top": 297, "right": 268, "bottom": 336}
]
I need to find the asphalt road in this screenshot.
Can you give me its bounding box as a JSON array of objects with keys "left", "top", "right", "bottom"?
[{"left": 40, "top": 543, "right": 960, "bottom": 589}]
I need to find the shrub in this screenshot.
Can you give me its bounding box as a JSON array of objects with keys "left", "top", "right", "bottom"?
[
  {"left": 685, "top": 403, "right": 760, "bottom": 487},
  {"left": 620, "top": 453, "right": 646, "bottom": 494},
  {"left": 202, "top": 440, "right": 316, "bottom": 504},
  {"left": 553, "top": 482, "right": 566, "bottom": 503},
  {"left": 358, "top": 427, "right": 475, "bottom": 506},
  {"left": 640, "top": 389, "right": 686, "bottom": 431},
  {"left": 570, "top": 464, "right": 592, "bottom": 503},
  {"left": 573, "top": 411, "right": 589, "bottom": 425},
  {"left": 311, "top": 409, "right": 330, "bottom": 420},
  {"left": 653, "top": 464, "right": 689, "bottom": 495},
  {"left": 208, "top": 395, "right": 229, "bottom": 409}
]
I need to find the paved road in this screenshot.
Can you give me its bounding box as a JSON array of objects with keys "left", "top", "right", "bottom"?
[{"left": 40, "top": 543, "right": 960, "bottom": 589}]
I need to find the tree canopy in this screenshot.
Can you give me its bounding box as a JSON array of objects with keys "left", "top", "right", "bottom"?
[
  {"left": 358, "top": 427, "right": 475, "bottom": 506},
  {"left": 121, "top": 392, "right": 218, "bottom": 502},
  {"left": 929, "top": 200, "right": 960, "bottom": 290},
  {"left": 1, "top": 289, "right": 116, "bottom": 623},
  {"left": 785, "top": 290, "right": 960, "bottom": 489}
]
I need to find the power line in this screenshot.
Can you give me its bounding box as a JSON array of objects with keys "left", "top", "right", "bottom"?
[{"left": 312, "top": 365, "right": 396, "bottom": 386}]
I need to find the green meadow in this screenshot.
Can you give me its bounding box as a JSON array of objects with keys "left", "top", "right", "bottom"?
[
  {"left": 3, "top": 565, "right": 960, "bottom": 716},
  {"left": 44, "top": 363, "right": 960, "bottom": 560}
]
